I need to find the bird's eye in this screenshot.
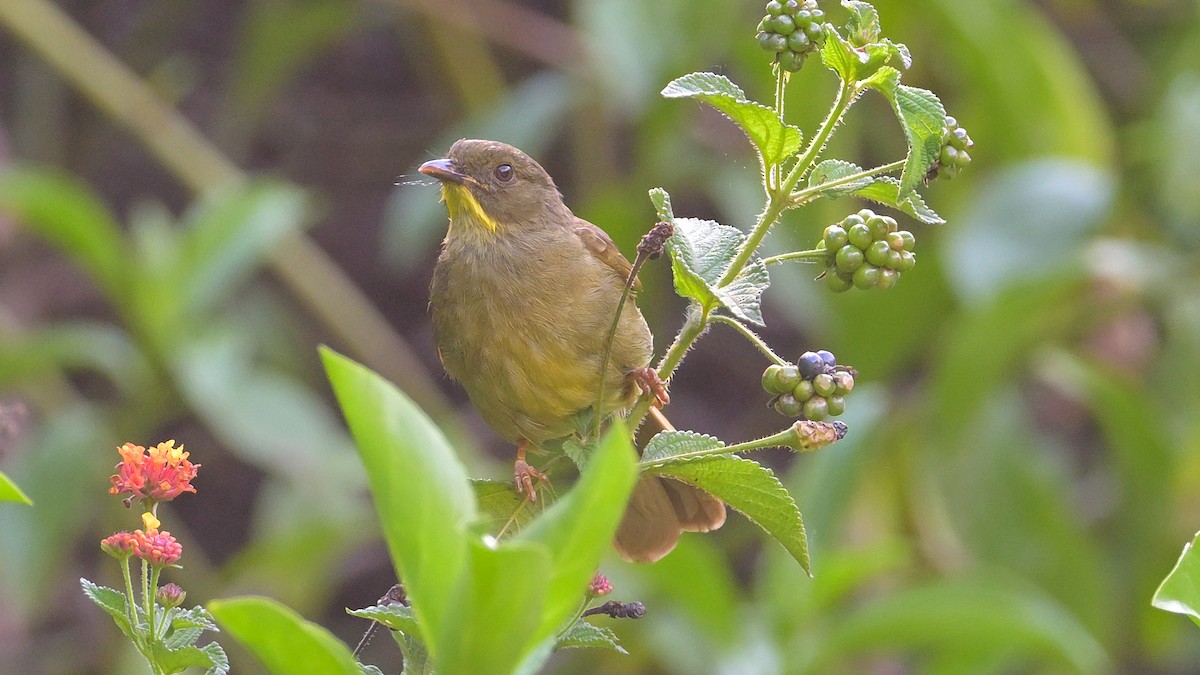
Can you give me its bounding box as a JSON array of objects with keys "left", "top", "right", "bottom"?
[{"left": 494, "top": 163, "right": 515, "bottom": 183}]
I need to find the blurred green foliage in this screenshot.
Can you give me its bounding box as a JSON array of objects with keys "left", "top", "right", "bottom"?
[{"left": 1, "top": 0, "right": 1199, "bottom": 673}]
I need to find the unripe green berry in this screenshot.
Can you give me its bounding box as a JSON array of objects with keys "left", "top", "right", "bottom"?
[
  {"left": 758, "top": 17, "right": 770, "bottom": 32},
  {"left": 867, "top": 215, "right": 890, "bottom": 241},
  {"left": 885, "top": 231, "right": 905, "bottom": 250},
  {"left": 766, "top": 1, "right": 784, "bottom": 16},
  {"left": 810, "top": 8, "right": 824, "bottom": 20},
  {"left": 885, "top": 249, "right": 904, "bottom": 270},
  {"left": 841, "top": 214, "right": 865, "bottom": 229},
  {"left": 762, "top": 364, "right": 784, "bottom": 393},
  {"left": 852, "top": 264, "right": 880, "bottom": 289},
  {"left": 833, "top": 370, "right": 855, "bottom": 394},
  {"left": 774, "top": 394, "right": 803, "bottom": 417},
  {"left": 847, "top": 223, "right": 872, "bottom": 250},
  {"left": 781, "top": 0, "right": 800, "bottom": 16},
  {"left": 857, "top": 208, "right": 876, "bottom": 221},
  {"left": 793, "top": 379, "right": 815, "bottom": 401},
  {"left": 865, "top": 240, "right": 891, "bottom": 267},
  {"left": 772, "top": 14, "right": 796, "bottom": 34},
  {"left": 823, "top": 224, "right": 848, "bottom": 250},
  {"left": 787, "top": 31, "right": 810, "bottom": 52},
  {"left": 812, "top": 372, "right": 836, "bottom": 397},
  {"left": 876, "top": 267, "right": 899, "bottom": 290},
  {"left": 835, "top": 245, "right": 864, "bottom": 273},
  {"left": 803, "top": 396, "right": 829, "bottom": 421},
  {"left": 779, "top": 50, "right": 806, "bottom": 71},
  {"left": 897, "top": 250, "right": 916, "bottom": 271},
  {"left": 826, "top": 395, "right": 846, "bottom": 416},
  {"left": 777, "top": 364, "right": 801, "bottom": 391},
  {"left": 826, "top": 271, "right": 852, "bottom": 293}
]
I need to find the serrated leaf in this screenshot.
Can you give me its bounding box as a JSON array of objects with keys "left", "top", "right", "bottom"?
[
  {"left": 852, "top": 177, "right": 945, "bottom": 225},
  {"left": 646, "top": 456, "right": 810, "bottom": 574},
  {"left": 820, "top": 31, "right": 861, "bottom": 83},
  {"left": 720, "top": 259, "right": 769, "bottom": 327},
  {"left": 163, "top": 627, "right": 204, "bottom": 651},
  {"left": 171, "top": 605, "right": 220, "bottom": 632},
  {"left": 0, "top": 471, "right": 32, "bottom": 505},
  {"left": 890, "top": 85, "right": 947, "bottom": 198},
  {"left": 1154, "top": 531, "right": 1200, "bottom": 623},
  {"left": 842, "top": 0, "right": 881, "bottom": 45},
  {"left": 555, "top": 619, "right": 627, "bottom": 654},
  {"left": 808, "top": 159, "right": 871, "bottom": 197},
  {"left": 661, "top": 72, "right": 802, "bottom": 167},
  {"left": 81, "top": 578, "right": 134, "bottom": 638},
  {"left": 150, "top": 641, "right": 226, "bottom": 675},
  {"left": 861, "top": 65, "right": 901, "bottom": 94},
  {"left": 641, "top": 430, "right": 725, "bottom": 464},
  {"left": 471, "top": 479, "right": 537, "bottom": 534},
  {"left": 893, "top": 42, "right": 912, "bottom": 69},
  {"left": 202, "top": 642, "right": 230, "bottom": 675},
  {"left": 349, "top": 603, "right": 422, "bottom": 637}
]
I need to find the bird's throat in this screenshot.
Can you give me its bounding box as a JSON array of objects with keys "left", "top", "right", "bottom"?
[{"left": 441, "top": 184, "right": 498, "bottom": 234}]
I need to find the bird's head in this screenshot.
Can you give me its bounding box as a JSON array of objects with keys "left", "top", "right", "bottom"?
[{"left": 419, "top": 139, "right": 565, "bottom": 235}]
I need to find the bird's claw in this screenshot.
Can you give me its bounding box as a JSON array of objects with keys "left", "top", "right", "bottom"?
[
  {"left": 630, "top": 367, "right": 670, "bottom": 408},
  {"left": 514, "top": 458, "right": 548, "bottom": 502}
]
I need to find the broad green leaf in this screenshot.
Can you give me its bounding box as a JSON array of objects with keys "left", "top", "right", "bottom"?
[
  {"left": 871, "top": 80, "right": 946, "bottom": 198},
  {"left": 807, "top": 159, "right": 872, "bottom": 197},
  {"left": 0, "top": 471, "right": 31, "bottom": 505},
  {"left": 348, "top": 603, "right": 421, "bottom": 637},
  {"left": 649, "top": 189, "right": 767, "bottom": 326},
  {"left": 177, "top": 181, "right": 308, "bottom": 318},
  {"left": 646, "top": 455, "right": 810, "bottom": 574},
  {"left": 661, "top": 72, "right": 802, "bottom": 167},
  {"left": 210, "top": 596, "right": 358, "bottom": 675},
  {"left": 820, "top": 31, "right": 861, "bottom": 83},
  {"left": 437, "top": 540, "right": 550, "bottom": 675},
  {"left": 515, "top": 422, "right": 638, "bottom": 645},
  {"left": 851, "top": 178, "right": 945, "bottom": 225},
  {"left": 149, "top": 641, "right": 228, "bottom": 675},
  {"left": 471, "top": 479, "right": 538, "bottom": 534},
  {"left": 0, "top": 166, "right": 129, "bottom": 302},
  {"left": 321, "top": 347, "right": 475, "bottom": 654},
  {"left": 169, "top": 605, "right": 220, "bottom": 633},
  {"left": 641, "top": 430, "right": 725, "bottom": 464},
  {"left": 555, "top": 619, "right": 626, "bottom": 653},
  {"left": 843, "top": 0, "right": 882, "bottom": 45},
  {"left": 1153, "top": 531, "right": 1200, "bottom": 627},
  {"left": 80, "top": 578, "right": 133, "bottom": 638}
]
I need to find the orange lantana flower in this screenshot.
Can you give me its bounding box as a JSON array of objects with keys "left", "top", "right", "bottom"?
[
  {"left": 108, "top": 440, "right": 199, "bottom": 506},
  {"left": 132, "top": 529, "right": 183, "bottom": 567}
]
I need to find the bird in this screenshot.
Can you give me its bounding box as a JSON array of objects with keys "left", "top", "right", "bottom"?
[{"left": 419, "top": 139, "right": 726, "bottom": 562}]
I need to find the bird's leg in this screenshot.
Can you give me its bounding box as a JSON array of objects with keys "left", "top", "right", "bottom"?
[
  {"left": 629, "top": 367, "right": 670, "bottom": 408},
  {"left": 513, "top": 439, "right": 548, "bottom": 502}
]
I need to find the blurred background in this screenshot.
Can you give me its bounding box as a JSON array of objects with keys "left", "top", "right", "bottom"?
[{"left": 1, "top": 0, "right": 1199, "bottom": 672}]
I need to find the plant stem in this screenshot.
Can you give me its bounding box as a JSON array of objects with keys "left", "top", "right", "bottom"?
[
  {"left": 717, "top": 79, "right": 859, "bottom": 289},
  {"left": 120, "top": 557, "right": 139, "bottom": 634},
  {"left": 771, "top": 65, "right": 788, "bottom": 190},
  {"left": 710, "top": 315, "right": 786, "bottom": 365},
  {"left": 639, "top": 426, "right": 797, "bottom": 465},
  {"left": 629, "top": 307, "right": 707, "bottom": 430},
  {"left": 762, "top": 248, "right": 830, "bottom": 266},
  {"left": 788, "top": 158, "right": 905, "bottom": 206}
]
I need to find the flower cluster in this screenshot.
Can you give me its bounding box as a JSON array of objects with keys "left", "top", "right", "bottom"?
[{"left": 109, "top": 440, "right": 199, "bottom": 507}]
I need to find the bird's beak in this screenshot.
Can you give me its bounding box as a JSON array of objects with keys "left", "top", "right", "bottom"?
[{"left": 419, "top": 158, "right": 467, "bottom": 185}]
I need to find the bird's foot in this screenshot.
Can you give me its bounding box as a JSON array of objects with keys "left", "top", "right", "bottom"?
[
  {"left": 629, "top": 367, "right": 670, "bottom": 408},
  {"left": 514, "top": 440, "right": 548, "bottom": 502}
]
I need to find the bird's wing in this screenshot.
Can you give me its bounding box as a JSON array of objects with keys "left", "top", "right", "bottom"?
[{"left": 573, "top": 218, "right": 642, "bottom": 291}]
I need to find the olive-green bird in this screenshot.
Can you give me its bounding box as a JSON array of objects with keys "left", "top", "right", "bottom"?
[{"left": 419, "top": 139, "right": 725, "bottom": 563}]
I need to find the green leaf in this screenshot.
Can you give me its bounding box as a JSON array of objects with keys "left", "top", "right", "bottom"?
[
  {"left": 437, "top": 540, "right": 550, "bottom": 675},
  {"left": 842, "top": 0, "right": 881, "bottom": 45},
  {"left": 641, "top": 430, "right": 726, "bottom": 464},
  {"left": 321, "top": 347, "right": 475, "bottom": 655},
  {"left": 1153, "top": 531, "right": 1200, "bottom": 625},
  {"left": 808, "top": 159, "right": 873, "bottom": 197},
  {"left": 649, "top": 189, "right": 767, "bottom": 326},
  {"left": 348, "top": 603, "right": 422, "bottom": 637},
  {"left": 80, "top": 578, "right": 133, "bottom": 638},
  {"left": 646, "top": 455, "right": 810, "bottom": 574},
  {"left": 0, "top": 166, "right": 129, "bottom": 303},
  {"left": 0, "top": 322, "right": 152, "bottom": 398},
  {"left": 555, "top": 619, "right": 627, "bottom": 654},
  {"left": 661, "top": 72, "right": 802, "bottom": 167},
  {"left": 209, "top": 596, "right": 359, "bottom": 675},
  {"left": 162, "top": 627, "right": 204, "bottom": 651},
  {"left": 870, "top": 79, "right": 947, "bottom": 198},
  {"left": 0, "top": 471, "right": 32, "bottom": 505},
  {"left": 149, "top": 641, "right": 228, "bottom": 675},
  {"left": 515, "top": 422, "right": 638, "bottom": 646},
  {"left": 820, "top": 31, "right": 862, "bottom": 83},
  {"left": 471, "top": 479, "right": 538, "bottom": 534},
  {"left": 851, "top": 177, "right": 945, "bottom": 225},
  {"left": 176, "top": 180, "right": 308, "bottom": 318}
]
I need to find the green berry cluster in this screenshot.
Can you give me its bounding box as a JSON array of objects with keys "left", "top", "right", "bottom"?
[
  {"left": 819, "top": 209, "right": 915, "bottom": 292},
  {"left": 928, "top": 115, "right": 973, "bottom": 181},
  {"left": 756, "top": 0, "right": 825, "bottom": 72},
  {"left": 761, "top": 350, "right": 855, "bottom": 421}
]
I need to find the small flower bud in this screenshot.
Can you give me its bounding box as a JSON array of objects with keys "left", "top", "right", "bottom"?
[
  {"left": 100, "top": 532, "right": 137, "bottom": 560},
  {"left": 133, "top": 529, "right": 183, "bottom": 567},
  {"left": 588, "top": 573, "right": 613, "bottom": 597},
  {"left": 638, "top": 221, "right": 674, "bottom": 261},
  {"left": 156, "top": 583, "right": 186, "bottom": 608}
]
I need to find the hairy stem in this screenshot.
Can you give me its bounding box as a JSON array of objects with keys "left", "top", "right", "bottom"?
[
  {"left": 710, "top": 315, "right": 786, "bottom": 365},
  {"left": 639, "top": 426, "right": 798, "bottom": 465},
  {"left": 762, "top": 248, "right": 830, "bottom": 266},
  {"left": 789, "top": 158, "right": 905, "bottom": 206}
]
